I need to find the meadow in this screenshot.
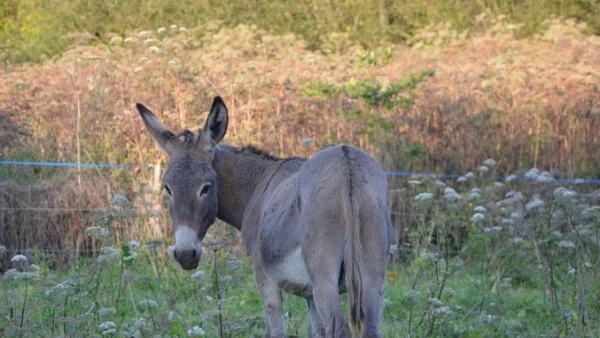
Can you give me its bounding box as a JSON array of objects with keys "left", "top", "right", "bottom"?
[{"left": 2, "top": 168, "right": 600, "bottom": 337}]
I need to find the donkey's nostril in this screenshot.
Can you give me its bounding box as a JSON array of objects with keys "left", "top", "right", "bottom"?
[
  {"left": 173, "top": 250, "right": 178, "bottom": 259},
  {"left": 192, "top": 249, "right": 197, "bottom": 259}
]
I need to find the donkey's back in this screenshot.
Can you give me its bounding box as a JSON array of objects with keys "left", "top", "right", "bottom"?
[{"left": 270, "top": 144, "right": 391, "bottom": 337}]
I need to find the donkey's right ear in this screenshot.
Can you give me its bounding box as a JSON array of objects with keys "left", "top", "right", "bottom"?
[{"left": 136, "top": 103, "right": 176, "bottom": 155}]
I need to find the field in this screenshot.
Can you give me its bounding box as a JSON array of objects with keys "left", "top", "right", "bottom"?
[
  {"left": 2, "top": 172, "right": 600, "bottom": 337},
  {"left": 1, "top": 1, "right": 600, "bottom": 337}
]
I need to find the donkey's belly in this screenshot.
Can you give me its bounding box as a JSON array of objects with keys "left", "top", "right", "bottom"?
[{"left": 271, "top": 248, "right": 313, "bottom": 298}]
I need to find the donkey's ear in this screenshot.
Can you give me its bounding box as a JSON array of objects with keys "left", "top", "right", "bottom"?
[
  {"left": 203, "top": 96, "right": 228, "bottom": 144},
  {"left": 136, "top": 103, "right": 176, "bottom": 155}
]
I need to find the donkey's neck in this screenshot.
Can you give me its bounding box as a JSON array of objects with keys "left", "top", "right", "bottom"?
[{"left": 212, "top": 145, "right": 280, "bottom": 230}]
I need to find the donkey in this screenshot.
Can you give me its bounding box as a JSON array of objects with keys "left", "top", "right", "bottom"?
[{"left": 136, "top": 96, "right": 391, "bottom": 338}]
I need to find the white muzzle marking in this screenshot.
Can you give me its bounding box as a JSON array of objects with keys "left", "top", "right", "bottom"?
[{"left": 175, "top": 226, "right": 201, "bottom": 252}]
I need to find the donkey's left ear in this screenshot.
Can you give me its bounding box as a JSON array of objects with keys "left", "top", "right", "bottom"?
[{"left": 203, "top": 96, "right": 228, "bottom": 144}]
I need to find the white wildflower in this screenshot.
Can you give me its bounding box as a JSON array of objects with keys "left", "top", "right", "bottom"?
[
  {"left": 170, "top": 24, "right": 178, "bottom": 30},
  {"left": 403, "top": 290, "right": 421, "bottom": 299},
  {"left": 495, "top": 182, "right": 504, "bottom": 188},
  {"left": 557, "top": 240, "right": 575, "bottom": 249},
  {"left": 139, "top": 299, "right": 158, "bottom": 309},
  {"left": 179, "top": 27, "right": 188, "bottom": 32},
  {"left": 0, "top": 245, "right": 6, "bottom": 254},
  {"left": 574, "top": 178, "right": 585, "bottom": 184},
  {"left": 97, "top": 247, "right": 119, "bottom": 263},
  {"left": 505, "top": 191, "right": 515, "bottom": 198},
  {"left": 554, "top": 187, "right": 577, "bottom": 199},
  {"left": 111, "top": 194, "right": 127, "bottom": 205},
  {"left": 28, "top": 264, "right": 40, "bottom": 272},
  {"left": 510, "top": 211, "right": 522, "bottom": 219},
  {"left": 123, "top": 252, "right": 136, "bottom": 262},
  {"left": 568, "top": 268, "right": 576, "bottom": 275},
  {"left": 167, "top": 311, "right": 175, "bottom": 321},
  {"left": 388, "top": 244, "right": 398, "bottom": 255},
  {"left": 407, "top": 180, "right": 421, "bottom": 186},
  {"left": 168, "top": 58, "right": 181, "bottom": 65},
  {"left": 483, "top": 227, "right": 492, "bottom": 233},
  {"left": 478, "top": 165, "right": 489, "bottom": 174},
  {"left": 129, "top": 241, "right": 140, "bottom": 249},
  {"left": 512, "top": 191, "right": 523, "bottom": 201},
  {"left": 157, "top": 27, "right": 166, "bottom": 34},
  {"left": 134, "top": 318, "right": 148, "bottom": 329},
  {"left": 414, "top": 192, "right": 434, "bottom": 202},
  {"left": 513, "top": 237, "right": 523, "bottom": 244},
  {"left": 464, "top": 172, "right": 475, "bottom": 179},
  {"left": 134, "top": 67, "right": 143, "bottom": 73},
  {"left": 15, "top": 272, "right": 37, "bottom": 281},
  {"left": 143, "top": 38, "right": 155, "bottom": 46},
  {"left": 3, "top": 269, "right": 19, "bottom": 280},
  {"left": 582, "top": 206, "right": 600, "bottom": 217},
  {"left": 98, "top": 321, "right": 117, "bottom": 330},
  {"left": 505, "top": 174, "right": 517, "bottom": 182},
  {"left": 444, "top": 188, "right": 461, "bottom": 201},
  {"left": 483, "top": 158, "right": 497, "bottom": 167},
  {"left": 525, "top": 199, "right": 544, "bottom": 211},
  {"left": 435, "top": 306, "right": 453, "bottom": 316},
  {"left": 11, "top": 254, "right": 27, "bottom": 263},
  {"left": 149, "top": 46, "right": 161, "bottom": 53},
  {"left": 434, "top": 180, "right": 446, "bottom": 188},
  {"left": 457, "top": 176, "right": 467, "bottom": 183},
  {"left": 468, "top": 191, "right": 481, "bottom": 201},
  {"left": 428, "top": 298, "right": 443, "bottom": 306},
  {"left": 86, "top": 226, "right": 108, "bottom": 239},
  {"left": 187, "top": 326, "right": 205, "bottom": 336},
  {"left": 474, "top": 206, "right": 486, "bottom": 213},
  {"left": 491, "top": 226, "right": 502, "bottom": 232},
  {"left": 139, "top": 56, "right": 149, "bottom": 63},
  {"left": 524, "top": 169, "right": 538, "bottom": 180},
  {"left": 537, "top": 172, "right": 554, "bottom": 183},
  {"left": 471, "top": 213, "right": 485, "bottom": 222},
  {"left": 191, "top": 270, "right": 205, "bottom": 280},
  {"left": 501, "top": 218, "right": 514, "bottom": 225},
  {"left": 98, "top": 307, "right": 117, "bottom": 318},
  {"left": 124, "top": 37, "right": 136, "bottom": 43},
  {"left": 138, "top": 31, "right": 151, "bottom": 38}
]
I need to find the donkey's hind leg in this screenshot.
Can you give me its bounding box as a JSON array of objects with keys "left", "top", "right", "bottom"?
[
  {"left": 254, "top": 265, "right": 285, "bottom": 338},
  {"left": 307, "top": 297, "right": 326, "bottom": 338}
]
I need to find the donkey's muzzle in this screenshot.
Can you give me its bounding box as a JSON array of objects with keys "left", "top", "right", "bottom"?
[{"left": 173, "top": 248, "right": 201, "bottom": 270}]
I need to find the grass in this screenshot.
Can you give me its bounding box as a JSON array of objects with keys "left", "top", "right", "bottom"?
[{"left": 2, "top": 165, "right": 600, "bottom": 337}]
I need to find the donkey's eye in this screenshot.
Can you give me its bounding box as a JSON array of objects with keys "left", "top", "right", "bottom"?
[
  {"left": 199, "top": 184, "right": 211, "bottom": 196},
  {"left": 164, "top": 185, "right": 172, "bottom": 196}
]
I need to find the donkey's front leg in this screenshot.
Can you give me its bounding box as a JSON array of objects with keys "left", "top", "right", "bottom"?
[{"left": 255, "top": 265, "right": 285, "bottom": 338}]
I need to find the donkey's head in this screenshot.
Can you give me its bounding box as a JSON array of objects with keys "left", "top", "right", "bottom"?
[{"left": 136, "top": 97, "right": 228, "bottom": 270}]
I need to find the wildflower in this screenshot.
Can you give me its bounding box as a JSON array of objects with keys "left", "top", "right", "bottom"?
[
  {"left": 134, "top": 318, "right": 148, "bottom": 329},
  {"left": 124, "top": 37, "right": 136, "bottom": 43},
  {"left": 474, "top": 206, "right": 486, "bottom": 213},
  {"left": 29, "top": 264, "right": 40, "bottom": 272},
  {"left": 109, "top": 36, "right": 122, "bottom": 44},
  {"left": 414, "top": 192, "right": 433, "bottom": 202},
  {"left": 123, "top": 252, "right": 136, "bottom": 262},
  {"left": 300, "top": 138, "right": 314, "bottom": 146},
  {"left": 134, "top": 67, "right": 143, "bottom": 73},
  {"left": 491, "top": 226, "right": 502, "bottom": 232},
  {"left": 3, "top": 269, "right": 19, "bottom": 280},
  {"left": 86, "top": 226, "right": 108, "bottom": 239},
  {"left": 388, "top": 244, "right": 398, "bottom": 255},
  {"left": 129, "top": 240, "right": 140, "bottom": 249},
  {"left": 428, "top": 298, "right": 443, "bottom": 306},
  {"left": 444, "top": 188, "right": 461, "bottom": 201},
  {"left": 139, "top": 299, "right": 158, "bottom": 309},
  {"left": 478, "top": 166, "right": 489, "bottom": 174},
  {"left": 468, "top": 191, "right": 481, "bottom": 201},
  {"left": 143, "top": 38, "right": 155, "bottom": 46},
  {"left": 98, "top": 307, "right": 117, "bottom": 318},
  {"left": 524, "top": 169, "right": 538, "bottom": 180},
  {"left": 167, "top": 311, "right": 175, "bottom": 321},
  {"left": 434, "top": 180, "right": 446, "bottom": 188},
  {"left": 157, "top": 27, "right": 166, "bottom": 34},
  {"left": 553, "top": 187, "right": 577, "bottom": 199},
  {"left": 537, "top": 172, "right": 554, "bottom": 183},
  {"left": 179, "top": 27, "right": 188, "bottom": 32},
  {"left": 403, "top": 290, "right": 421, "bottom": 299},
  {"left": 191, "top": 270, "right": 205, "bottom": 280},
  {"left": 168, "top": 58, "right": 181, "bottom": 65},
  {"left": 574, "top": 178, "right": 585, "bottom": 184},
  {"left": 494, "top": 182, "right": 504, "bottom": 188},
  {"left": 149, "top": 46, "right": 161, "bottom": 53},
  {"left": 505, "top": 174, "right": 517, "bottom": 182},
  {"left": 407, "top": 180, "right": 421, "bottom": 186},
  {"left": 582, "top": 206, "right": 600, "bottom": 217},
  {"left": 525, "top": 199, "right": 544, "bottom": 211},
  {"left": 568, "top": 268, "right": 576, "bottom": 275},
  {"left": 457, "top": 176, "right": 467, "bottom": 183},
  {"left": 501, "top": 218, "right": 514, "bottom": 225},
  {"left": 551, "top": 231, "right": 563, "bottom": 239},
  {"left": 170, "top": 24, "right": 178, "bottom": 30},
  {"left": 435, "top": 306, "right": 453, "bottom": 316},
  {"left": 483, "top": 158, "right": 497, "bottom": 167},
  {"left": 112, "top": 194, "right": 127, "bottom": 205},
  {"left": 11, "top": 254, "right": 27, "bottom": 263},
  {"left": 97, "top": 247, "right": 120, "bottom": 263},
  {"left": 465, "top": 172, "right": 475, "bottom": 179},
  {"left": 138, "top": 31, "right": 151, "bottom": 38},
  {"left": 98, "top": 321, "right": 117, "bottom": 335},
  {"left": 0, "top": 245, "right": 6, "bottom": 254},
  {"left": 510, "top": 211, "right": 522, "bottom": 219},
  {"left": 557, "top": 240, "right": 575, "bottom": 249},
  {"left": 471, "top": 213, "right": 485, "bottom": 222},
  {"left": 187, "top": 326, "right": 205, "bottom": 336}
]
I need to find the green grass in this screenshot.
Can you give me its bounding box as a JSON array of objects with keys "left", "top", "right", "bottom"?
[{"left": 1, "top": 247, "right": 598, "bottom": 337}]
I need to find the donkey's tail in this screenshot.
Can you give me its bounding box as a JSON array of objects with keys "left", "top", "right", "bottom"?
[{"left": 343, "top": 179, "right": 366, "bottom": 337}]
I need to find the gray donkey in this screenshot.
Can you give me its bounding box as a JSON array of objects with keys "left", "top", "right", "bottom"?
[{"left": 137, "top": 96, "right": 391, "bottom": 338}]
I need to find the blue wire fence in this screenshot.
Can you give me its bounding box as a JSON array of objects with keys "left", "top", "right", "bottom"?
[{"left": 2, "top": 160, "right": 600, "bottom": 184}]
